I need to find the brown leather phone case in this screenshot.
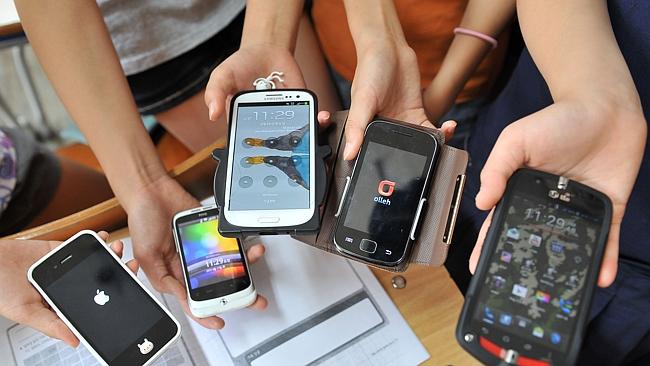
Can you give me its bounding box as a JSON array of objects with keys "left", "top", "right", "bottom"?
[{"left": 294, "top": 111, "right": 468, "bottom": 272}]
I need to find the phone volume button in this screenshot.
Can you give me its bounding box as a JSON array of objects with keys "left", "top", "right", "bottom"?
[{"left": 335, "top": 176, "right": 352, "bottom": 217}]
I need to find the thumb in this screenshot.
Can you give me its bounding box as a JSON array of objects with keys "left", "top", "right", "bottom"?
[
  {"left": 476, "top": 124, "right": 526, "bottom": 210},
  {"left": 343, "top": 94, "right": 375, "bottom": 160},
  {"left": 204, "top": 65, "right": 238, "bottom": 122},
  {"left": 23, "top": 304, "right": 79, "bottom": 347},
  {"left": 469, "top": 210, "right": 494, "bottom": 274}
]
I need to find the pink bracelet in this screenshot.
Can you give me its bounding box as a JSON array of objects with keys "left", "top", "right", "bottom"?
[{"left": 453, "top": 27, "right": 498, "bottom": 50}]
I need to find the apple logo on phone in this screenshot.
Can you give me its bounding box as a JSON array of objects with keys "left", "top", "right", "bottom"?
[
  {"left": 94, "top": 289, "right": 110, "bottom": 306},
  {"left": 138, "top": 338, "right": 154, "bottom": 355}
]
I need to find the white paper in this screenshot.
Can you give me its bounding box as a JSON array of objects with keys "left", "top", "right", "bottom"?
[{"left": 1, "top": 215, "right": 428, "bottom": 366}]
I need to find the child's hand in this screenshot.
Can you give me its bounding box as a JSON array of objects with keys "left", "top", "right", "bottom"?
[
  {"left": 0, "top": 231, "right": 138, "bottom": 347},
  {"left": 204, "top": 45, "right": 306, "bottom": 123},
  {"left": 470, "top": 96, "right": 647, "bottom": 288}
]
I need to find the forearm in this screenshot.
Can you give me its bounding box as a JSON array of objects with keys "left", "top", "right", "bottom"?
[
  {"left": 343, "top": 0, "right": 408, "bottom": 52},
  {"left": 15, "top": 1, "right": 167, "bottom": 210},
  {"left": 241, "top": 0, "right": 304, "bottom": 51},
  {"left": 433, "top": 0, "right": 515, "bottom": 102},
  {"left": 517, "top": 0, "right": 639, "bottom": 106}
]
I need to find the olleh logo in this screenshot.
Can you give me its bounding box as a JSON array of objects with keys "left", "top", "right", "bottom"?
[
  {"left": 377, "top": 180, "right": 395, "bottom": 197},
  {"left": 375, "top": 180, "right": 396, "bottom": 206}
]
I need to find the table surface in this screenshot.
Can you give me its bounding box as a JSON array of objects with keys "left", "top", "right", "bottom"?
[{"left": 110, "top": 228, "right": 475, "bottom": 365}]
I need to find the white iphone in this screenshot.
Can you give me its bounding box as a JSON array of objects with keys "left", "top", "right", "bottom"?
[
  {"left": 223, "top": 90, "right": 317, "bottom": 228},
  {"left": 28, "top": 230, "right": 181, "bottom": 366},
  {"left": 172, "top": 205, "right": 257, "bottom": 317}
]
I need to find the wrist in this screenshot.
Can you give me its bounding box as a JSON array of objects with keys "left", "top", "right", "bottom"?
[
  {"left": 558, "top": 84, "right": 643, "bottom": 120},
  {"left": 345, "top": 0, "right": 408, "bottom": 53},
  {"left": 240, "top": 1, "right": 303, "bottom": 51},
  {"left": 113, "top": 164, "right": 171, "bottom": 213}
]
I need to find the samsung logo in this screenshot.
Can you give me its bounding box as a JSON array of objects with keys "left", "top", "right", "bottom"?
[{"left": 264, "top": 95, "right": 284, "bottom": 101}]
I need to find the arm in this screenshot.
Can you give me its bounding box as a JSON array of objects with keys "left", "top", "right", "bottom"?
[
  {"left": 424, "top": 0, "right": 516, "bottom": 122},
  {"left": 340, "top": 0, "right": 455, "bottom": 159},
  {"left": 14, "top": 1, "right": 167, "bottom": 209},
  {"left": 518, "top": 0, "right": 638, "bottom": 103},
  {"left": 15, "top": 1, "right": 267, "bottom": 328},
  {"left": 471, "top": 0, "right": 647, "bottom": 287},
  {"left": 204, "top": 0, "right": 305, "bottom": 121}
]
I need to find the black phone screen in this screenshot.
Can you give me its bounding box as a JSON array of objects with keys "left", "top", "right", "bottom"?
[
  {"left": 473, "top": 187, "right": 605, "bottom": 352},
  {"left": 335, "top": 121, "right": 437, "bottom": 265},
  {"left": 344, "top": 141, "right": 428, "bottom": 237},
  {"left": 175, "top": 210, "right": 251, "bottom": 301},
  {"left": 32, "top": 233, "right": 177, "bottom": 364}
]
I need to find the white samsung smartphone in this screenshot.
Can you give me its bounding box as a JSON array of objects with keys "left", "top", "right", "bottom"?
[
  {"left": 223, "top": 90, "right": 317, "bottom": 228},
  {"left": 172, "top": 205, "right": 257, "bottom": 317},
  {"left": 27, "top": 230, "right": 181, "bottom": 366}
]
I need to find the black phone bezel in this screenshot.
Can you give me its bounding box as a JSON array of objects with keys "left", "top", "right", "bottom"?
[
  {"left": 174, "top": 207, "right": 252, "bottom": 302},
  {"left": 456, "top": 169, "right": 612, "bottom": 365},
  {"left": 31, "top": 232, "right": 179, "bottom": 365},
  {"left": 333, "top": 119, "right": 440, "bottom": 267}
]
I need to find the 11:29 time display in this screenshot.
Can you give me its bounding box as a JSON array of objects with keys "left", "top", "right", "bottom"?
[
  {"left": 253, "top": 111, "right": 295, "bottom": 120},
  {"left": 525, "top": 207, "right": 578, "bottom": 236}
]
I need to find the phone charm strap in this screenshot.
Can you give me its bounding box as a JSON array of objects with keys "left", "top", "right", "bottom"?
[{"left": 253, "top": 71, "right": 285, "bottom": 90}]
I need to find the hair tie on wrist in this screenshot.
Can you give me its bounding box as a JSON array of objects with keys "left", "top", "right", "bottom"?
[{"left": 453, "top": 27, "right": 498, "bottom": 50}]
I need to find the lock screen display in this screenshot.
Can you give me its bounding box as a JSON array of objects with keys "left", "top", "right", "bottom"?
[
  {"left": 474, "top": 193, "right": 602, "bottom": 351},
  {"left": 177, "top": 214, "right": 249, "bottom": 300},
  {"left": 341, "top": 141, "right": 428, "bottom": 262},
  {"left": 230, "top": 101, "right": 311, "bottom": 211}
]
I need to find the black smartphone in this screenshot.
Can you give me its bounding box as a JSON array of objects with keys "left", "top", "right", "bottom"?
[
  {"left": 28, "top": 231, "right": 180, "bottom": 366},
  {"left": 456, "top": 169, "right": 612, "bottom": 366},
  {"left": 333, "top": 119, "right": 439, "bottom": 267}
]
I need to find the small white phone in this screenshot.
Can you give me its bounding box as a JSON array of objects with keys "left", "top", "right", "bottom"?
[
  {"left": 28, "top": 230, "right": 181, "bottom": 366},
  {"left": 223, "top": 90, "right": 317, "bottom": 228},
  {"left": 172, "top": 205, "right": 257, "bottom": 317}
]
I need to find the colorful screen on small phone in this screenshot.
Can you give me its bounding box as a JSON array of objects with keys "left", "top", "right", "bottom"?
[
  {"left": 230, "top": 101, "right": 311, "bottom": 211},
  {"left": 178, "top": 215, "right": 246, "bottom": 291},
  {"left": 473, "top": 193, "right": 602, "bottom": 351}
]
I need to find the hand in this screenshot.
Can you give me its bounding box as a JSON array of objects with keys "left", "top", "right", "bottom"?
[
  {"left": 342, "top": 41, "right": 456, "bottom": 160},
  {"left": 470, "top": 95, "right": 647, "bottom": 287},
  {"left": 0, "top": 231, "right": 137, "bottom": 347},
  {"left": 204, "top": 45, "right": 305, "bottom": 122},
  {"left": 126, "top": 176, "right": 267, "bottom": 329}
]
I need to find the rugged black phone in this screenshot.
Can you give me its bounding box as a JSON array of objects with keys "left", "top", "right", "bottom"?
[
  {"left": 333, "top": 119, "right": 440, "bottom": 267},
  {"left": 28, "top": 231, "right": 180, "bottom": 366},
  {"left": 457, "top": 169, "right": 612, "bottom": 366}
]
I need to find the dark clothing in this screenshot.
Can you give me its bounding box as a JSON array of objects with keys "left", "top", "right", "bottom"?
[
  {"left": 448, "top": 0, "right": 650, "bottom": 363},
  {"left": 126, "top": 11, "right": 244, "bottom": 115}
]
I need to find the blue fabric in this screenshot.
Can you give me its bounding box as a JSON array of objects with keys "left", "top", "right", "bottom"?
[{"left": 450, "top": 1, "right": 650, "bottom": 363}]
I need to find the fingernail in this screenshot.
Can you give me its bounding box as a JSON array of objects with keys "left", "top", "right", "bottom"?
[
  {"left": 343, "top": 143, "right": 352, "bottom": 160},
  {"left": 208, "top": 101, "right": 216, "bottom": 121},
  {"left": 323, "top": 111, "right": 331, "bottom": 120}
]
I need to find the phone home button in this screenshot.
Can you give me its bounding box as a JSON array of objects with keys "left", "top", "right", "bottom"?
[
  {"left": 258, "top": 217, "right": 280, "bottom": 223},
  {"left": 359, "top": 239, "right": 377, "bottom": 254}
]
